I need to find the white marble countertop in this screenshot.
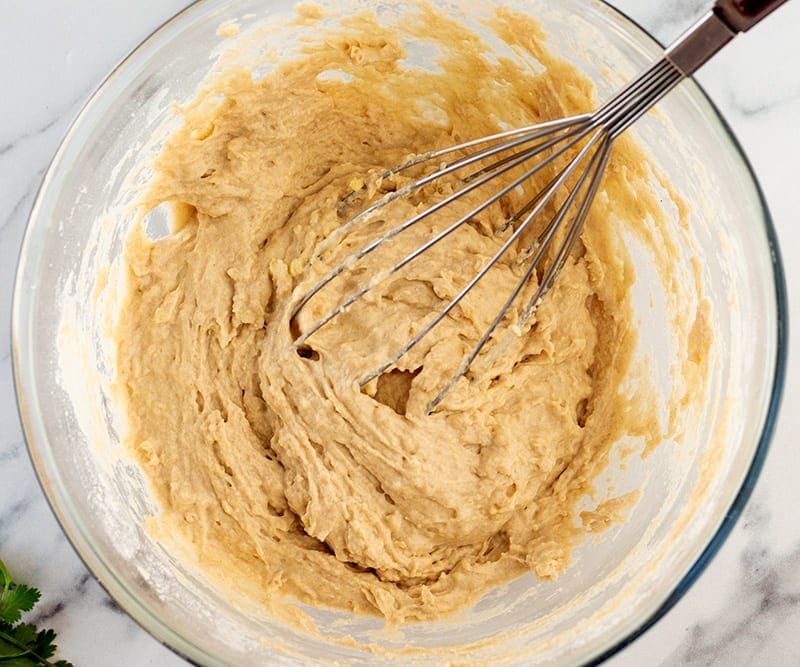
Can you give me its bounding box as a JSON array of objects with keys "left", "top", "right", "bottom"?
[{"left": 1, "top": 1, "right": 798, "bottom": 665}]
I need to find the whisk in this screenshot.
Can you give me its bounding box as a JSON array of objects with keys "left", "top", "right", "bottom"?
[{"left": 291, "top": 0, "right": 787, "bottom": 413}]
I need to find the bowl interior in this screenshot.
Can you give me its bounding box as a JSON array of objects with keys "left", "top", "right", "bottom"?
[{"left": 13, "top": 0, "right": 782, "bottom": 664}]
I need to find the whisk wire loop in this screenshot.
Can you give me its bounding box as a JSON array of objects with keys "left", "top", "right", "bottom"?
[
  {"left": 291, "top": 59, "right": 683, "bottom": 399},
  {"left": 288, "top": 0, "right": 785, "bottom": 409}
]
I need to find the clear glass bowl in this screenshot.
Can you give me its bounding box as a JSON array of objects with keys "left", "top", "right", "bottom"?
[{"left": 12, "top": 0, "right": 787, "bottom": 664}]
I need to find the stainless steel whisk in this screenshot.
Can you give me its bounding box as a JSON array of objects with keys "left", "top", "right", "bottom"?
[{"left": 291, "top": 0, "right": 787, "bottom": 412}]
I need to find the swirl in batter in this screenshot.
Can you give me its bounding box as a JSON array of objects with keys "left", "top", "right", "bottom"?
[{"left": 114, "top": 6, "right": 702, "bottom": 623}]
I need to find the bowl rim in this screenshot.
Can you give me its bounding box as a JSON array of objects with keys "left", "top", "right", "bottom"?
[
  {"left": 11, "top": 0, "right": 788, "bottom": 665},
  {"left": 583, "top": 5, "right": 789, "bottom": 663}
]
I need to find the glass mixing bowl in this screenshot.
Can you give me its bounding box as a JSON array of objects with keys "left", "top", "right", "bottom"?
[{"left": 12, "top": 0, "right": 787, "bottom": 664}]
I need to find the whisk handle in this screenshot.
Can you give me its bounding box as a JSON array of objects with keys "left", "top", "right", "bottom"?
[
  {"left": 665, "top": 0, "right": 789, "bottom": 76},
  {"left": 714, "top": 0, "right": 790, "bottom": 32}
]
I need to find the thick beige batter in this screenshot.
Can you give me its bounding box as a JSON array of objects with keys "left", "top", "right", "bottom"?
[{"left": 114, "top": 6, "right": 694, "bottom": 623}]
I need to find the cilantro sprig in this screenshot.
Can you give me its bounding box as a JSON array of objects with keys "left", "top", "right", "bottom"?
[{"left": 0, "top": 561, "right": 73, "bottom": 667}]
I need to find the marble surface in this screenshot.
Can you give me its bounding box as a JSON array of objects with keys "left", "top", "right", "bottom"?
[{"left": 1, "top": 0, "right": 798, "bottom": 664}]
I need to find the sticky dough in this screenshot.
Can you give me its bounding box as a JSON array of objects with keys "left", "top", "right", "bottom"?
[{"left": 114, "top": 6, "right": 694, "bottom": 623}]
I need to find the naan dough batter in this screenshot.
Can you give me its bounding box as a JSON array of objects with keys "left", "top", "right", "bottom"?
[{"left": 115, "top": 7, "right": 682, "bottom": 623}]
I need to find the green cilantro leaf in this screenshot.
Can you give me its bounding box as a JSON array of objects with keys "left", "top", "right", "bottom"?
[
  {"left": 0, "top": 561, "right": 73, "bottom": 667},
  {"left": 0, "top": 586, "right": 40, "bottom": 626}
]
